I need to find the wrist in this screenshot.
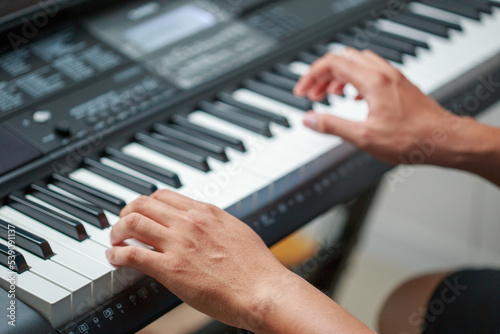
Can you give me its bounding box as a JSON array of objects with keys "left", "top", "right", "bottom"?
[{"left": 239, "top": 267, "right": 298, "bottom": 333}]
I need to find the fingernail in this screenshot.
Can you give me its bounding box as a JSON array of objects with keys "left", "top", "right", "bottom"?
[
  {"left": 105, "top": 248, "right": 111, "bottom": 259},
  {"left": 304, "top": 113, "right": 318, "bottom": 130}
]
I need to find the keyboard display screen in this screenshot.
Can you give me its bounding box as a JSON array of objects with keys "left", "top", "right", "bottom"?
[{"left": 123, "top": 4, "right": 217, "bottom": 53}]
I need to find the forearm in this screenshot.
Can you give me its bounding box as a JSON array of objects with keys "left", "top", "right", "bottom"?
[
  {"left": 429, "top": 115, "right": 500, "bottom": 187},
  {"left": 245, "top": 272, "right": 374, "bottom": 334}
]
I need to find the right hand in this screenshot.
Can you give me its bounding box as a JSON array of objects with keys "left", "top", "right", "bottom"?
[{"left": 293, "top": 48, "right": 472, "bottom": 166}]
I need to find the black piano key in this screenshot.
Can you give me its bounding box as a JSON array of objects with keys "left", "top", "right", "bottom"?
[
  {"left": 312, "top": 44, "right": 331, "bottom": 56},
  {"left": 451, "top": 0, "right": 491, "bottom": 13},
  {"left": 258, "top": 71, "right": 297, "bottom": 91},
  {"left": 377, "top": 30, "right": 430, "bottom": 50},
  {"left": 52, "top": 173, "right": 126, "bottom": 216},
  {"left": 84, "top": 158, "right": 158, "bottom": 196},
  {"left": 0, "top": 243, "right": 29, "bottom": 273},
  {"left": 151, "top": 132, "right": 215, "bottom": 165},
  {"left": 274, "top": 63, "right": 301, "bottom": 81},
  {"left": 218, "top": 91, "right": 290, "bottom": 128},
  {"left": 487, "top": 1, "right": 500, "bottom": 8},
  {"left": 390, "top": 14, "right": 450, "bottom": 38},
  {"left": 352, "top": 28, "right": 418, "bottom": 55},
  {"left": 30, "top": 183, "right": 110, "bottom": 229},
  {"left": 403, "top": 11, "right": 462, "bottom": 31},
  {"left": 336, "top": 33, "right": 404, "bottom": 63},
  {"left": 418, "top": 0, "right": 481, "bottom": 20},
  {"left": 136, "top": 132, "right": 211, "bottom": 172},
  {"left": 171, "top": 115, "right": 246, "bottom": 152},
  {"left": 199, "top": 100, "right": 273, "bottom": 137},
  {"left": 154, "top": 123, "right": 229, "bottom": 162},
  {"left": 243, "top": 79, "right": 313, "bottom": 111},
  {"left": 105, "top": 147, "right": 182, "bottom": 188},
  {"left": 8, "top": 193, "right": 89, "bottom": 242},
  {"left": 297, "top": 51, "right": 320, "bottom": 65},
  {"left": 0, "top": 219, "right": 54, "bottom": 259}
]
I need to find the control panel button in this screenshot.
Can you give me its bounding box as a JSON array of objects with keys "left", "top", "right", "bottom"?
[
  {"left": 32, "top": 110, "right": 52, "bottom": 124},
  {"left": 54, "top": 121, "right": 73, "bottom": 138}
]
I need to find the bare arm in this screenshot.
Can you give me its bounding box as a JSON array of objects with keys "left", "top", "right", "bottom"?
[
  {"left": 106, "top": 191, "right": 374, "bottom": 333},
  {"left": 294, "top": 48, "right": 500, "bottom": 187}
]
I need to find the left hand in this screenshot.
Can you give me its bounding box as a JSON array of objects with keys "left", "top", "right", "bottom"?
[{"left": 106, "top": 190, "right": 292, "bottom": 331}]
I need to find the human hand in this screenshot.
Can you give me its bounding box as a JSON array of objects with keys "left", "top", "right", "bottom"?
[
  {"left": 106, "top": 190, "right": 293, "bottom": 331},
  {"left": 294, "top": 48, "right": 471, "bottom": 166}
]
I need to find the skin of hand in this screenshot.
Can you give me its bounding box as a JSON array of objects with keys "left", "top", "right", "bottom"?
[
  {"left": 106, "top": 190, "right": 375, "bottom": 334},
  {"left": 293, "top": 48, "right": 500, "bottom": 187}
]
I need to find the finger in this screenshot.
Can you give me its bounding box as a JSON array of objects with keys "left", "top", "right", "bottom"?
[
  {"left": 298, "top": 54, "right": 375, "bottom": 99},
  {"left": 110, "top": 213, "right": 171, "bottom": 250},
  {"left": 120, "top": 195, "right": 184, "bottom": 227},
  {"left": 307, "top": 79, "right": 330, "bottom": 102},
  {"left": 106, "top": 245, "right": 165, "bottom": 279},
  {"left": 361, "top": 49, "right": 391, "bottom": 68},
  {"left": 327, "top": 81, "right": 346, "bottom": 96},
  {"left": 303, "top": 112, "right": 365, "bottom": 145},
  {"left": 150, "top": 189, "right": 196, "bottom": 211}
]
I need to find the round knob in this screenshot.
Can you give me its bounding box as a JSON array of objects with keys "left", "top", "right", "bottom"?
[{"left": 54, "top": 121, "right": 73, "bottom": 138}]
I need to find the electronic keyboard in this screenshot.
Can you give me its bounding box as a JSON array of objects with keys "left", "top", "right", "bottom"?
[{"left": 1, "top": 0, "right": 500, "bottom": 333}]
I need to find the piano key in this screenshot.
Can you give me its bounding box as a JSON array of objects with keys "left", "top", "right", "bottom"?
[
  {"left": 187, "top": 110, "right": 338, "bottom": 200},
  {"left": 311, "top": 43, "right": 331, "bottom": 56},
  {"left": 451, "top": 0, "right": 492, "bottom": 13},
  {"left": 84, "top": 158, "right": 158, "bottom": 195},
  {"left": 218, "top": 91, "right": 291, "bottom": 127},
  {"left": 336, "top": 33, "right": 405, "bottom": 63},
  {"left": 31, "top": 183, "right": 110, "bottom": 229},
  {"left": 171, "top": 115, "right": 246, "bottom": 152},
  {"left": 488, "top": 0, "right": 500, "bottom": 7},
  {"left": 376, "top": 29, "right": 430, "bottom": 50},
  {"left": 120, "top": 144, "right": 248, "bottom": 214},
  {"left": 297, "top": 51, "right": 320, "bottom": 65},
  {"left": 70, "top": 169, "right": 142, "bottom": 205},
  {"left": 8, "top": 193, "right": 89, "bottom": 241},
  {"left": 0, "top": 206, "right": 143, "bottom": 295},
  {"left": 26, "top": 194, "right": 112, "bottom": 249},
  {"left": 154, "top": 123, "right": 229, "bottom": 162},
  {"left": 0, "top": 208, "right": 112, "bottom": 306},
  {"left": 418, "top": 0, "right": 481, "bottom": 20},
  {"left": 0, "top": 237, "right": 93, "bottom": 319},
  {"left": 390, "top": 13, "right": 450, "bottom": 37},
  {"left": 105, "top": 147, "right": 182, "bottom": 188},
  {"left": 351, "top": 28, "right": 418, "bottom": 55},
  {"left": 243, "top": 79, "right": 313, "bottom": 111},
  {"left": 52, "top": 173, "right": 126, "bottom": 215},
  {"left": 0, "top": 219, "right": 54, "bottom": 259},
  {"left": 409, "top": 2, "right": 464, "bottom": 25},
  {"left": 151, "top": 132, "right": 214, "bottom": 162},
  {"left": 403, "top": 11, "right": 462, "bottom": 30},
  {"left": 0, "top": 263, "right": 71, "bottom": 328},
  {"left": 274, "top": 63, "right": 302, "bottom": 81},
  {"left": 257, "top": 71, "right": 297, "bottom": 91},
  {"left": 136, "top": 132, "right": 211, "bottom": 172},
  {"left": 199, "top": 100, "right": 273, "bottom": 137},
  {"left": 0, "top": 243, "right": 29, "bottom": 273}
]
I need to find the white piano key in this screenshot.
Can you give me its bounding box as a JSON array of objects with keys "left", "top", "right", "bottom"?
[
  {"left": 0, "top": 207, "right": 112, "bottom": 306},
  {"left": 122, "top": 143, "right": 242, "bottom": 211},
  {"left": 0, "top": 265, "right": 72, "bottom": 328},
  {"left": 26, "top": 195, "right": 112, "bottom": 249},
  {"left": 0, "top": 206, "right": 142, "bottom": 295},
  {"left": 0, "top": 238, "right": 92, "bottom": 319},
  {"left": 70, "top": 169, "right": 141, "bottom": 204},
  {"left": 408, "top": 2, "right": 463, "bottom": 24}
]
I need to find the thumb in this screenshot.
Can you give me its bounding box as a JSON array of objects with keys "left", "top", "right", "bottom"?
[{"left": 304, "top": 112, "right": 364, "bottom": 144}]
